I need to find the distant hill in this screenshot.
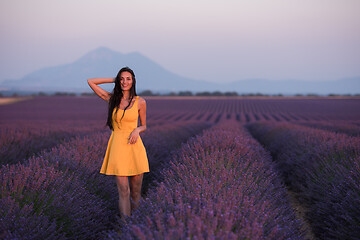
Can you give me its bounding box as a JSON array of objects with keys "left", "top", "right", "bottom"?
[
  {"left": 0, "top": 47, "right": 212, "bottom": 93},
  {"left": 0, "top": 47, "right": 359, "bottom": 94}
]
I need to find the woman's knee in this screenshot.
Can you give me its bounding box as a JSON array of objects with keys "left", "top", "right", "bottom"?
[
  {"left": 119, "top": 185, "right": 130, "bottom": 197},
  {"left": 116, "top": 177, "right": 130, "bottom": 197},
  {"left": 130, "top": 175, "right": 143, "bottom": 192}
]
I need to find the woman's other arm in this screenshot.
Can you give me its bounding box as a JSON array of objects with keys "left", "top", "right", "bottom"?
[
  {"left": 128, "top": 97, "right": 147, "bottom": 144},
  {"left": 137, "top": 97, "right": 147, "bottom": 133},
  {"left": 87, "top": 78, "right": 114, "bottom": 102}
]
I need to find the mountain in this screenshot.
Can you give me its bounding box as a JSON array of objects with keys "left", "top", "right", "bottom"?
[
  {"left": 0, "top": 47, "right": 214, "bottom": 93},
  {"left": 0, "top": 47, "right": 359, "bottom": 94}
]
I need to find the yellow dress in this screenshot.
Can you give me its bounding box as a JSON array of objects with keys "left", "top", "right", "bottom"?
[{"left": 100, "top": 96, "right": 149, "bottom": 176}]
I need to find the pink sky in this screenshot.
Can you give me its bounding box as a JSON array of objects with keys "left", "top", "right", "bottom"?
[{"left": 0, "top": 0, "right": 359, "bottom": 82}]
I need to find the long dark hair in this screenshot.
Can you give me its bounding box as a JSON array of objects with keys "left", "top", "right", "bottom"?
[{"left": 106, "top": 67, "right": 137, "bottom": 130}]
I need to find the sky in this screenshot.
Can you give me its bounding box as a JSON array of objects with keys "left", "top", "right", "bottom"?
[{"left": 0, "top": 0, "right": 359, "bottom": 83}]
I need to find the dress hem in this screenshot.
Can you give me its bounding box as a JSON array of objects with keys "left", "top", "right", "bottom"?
[{"left": 99, "top": 170, "right": 149, "bottom": 176}]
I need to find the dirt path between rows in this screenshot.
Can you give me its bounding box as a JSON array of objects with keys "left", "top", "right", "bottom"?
[
  {"left": 0, "top": 97, "right": 32, "bottom": 105},
  {"left": 286, "top": 189, "right": 316, "bottom": 240}
]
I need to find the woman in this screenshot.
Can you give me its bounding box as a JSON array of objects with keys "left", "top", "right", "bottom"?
[{"left": 87, "top": 66, "right": 149, "bottom": 218}]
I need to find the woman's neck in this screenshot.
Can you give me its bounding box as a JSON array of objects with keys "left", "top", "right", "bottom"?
[{"left": 122, "top": 91, "right": 130, "bottom": 99}]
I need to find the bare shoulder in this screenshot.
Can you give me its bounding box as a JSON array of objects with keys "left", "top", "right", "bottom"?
[
  {"left": 137, "top": 96, "right": 146, "bottom": 109},
  {"left": 138, "top": 96, "right": 146, "bottom": 104}
]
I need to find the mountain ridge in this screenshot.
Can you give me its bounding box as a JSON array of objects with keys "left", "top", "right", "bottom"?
[{"left": 1, "top": 47, "right": 359, "bottom": 94}]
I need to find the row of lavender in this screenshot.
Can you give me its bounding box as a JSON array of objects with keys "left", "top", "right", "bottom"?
[
  {"left": 0, "top": 120, "right": 107, "bottom": 166},
  {"left": 110, "top": 120, "right": 304, "bottom": 239},
  {"left": 246, "top": 122, "right": 360, "bottom": 239},
  {"left": 295, "top": 120, "right": 360, "bottom": 137},
  {"left": 0, "top": 121, "right": 209, "bottom": 239},
  {"left": 0, "top": 115, "right": 209, "bottom": 167}
]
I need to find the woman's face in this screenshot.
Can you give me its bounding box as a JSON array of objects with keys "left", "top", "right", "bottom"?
[{"left": 120, "top": 71, "right": 133, "bottom": 91}]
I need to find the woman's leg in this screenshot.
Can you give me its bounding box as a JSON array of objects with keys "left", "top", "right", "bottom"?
[
  {"left": 129, "top": 173, "right": 144, "bottom": 210},
  {"left": 115, "top": 176, "right": 131, "bottom": 217}
]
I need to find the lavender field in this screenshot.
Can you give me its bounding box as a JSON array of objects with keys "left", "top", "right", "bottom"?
[{"left": 1, "top": 96, "right": 360, "bottom": 239}]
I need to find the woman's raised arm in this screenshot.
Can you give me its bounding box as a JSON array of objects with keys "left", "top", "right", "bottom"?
[{"left": 87, "top": 78, "right": 114, "bottom": 102}]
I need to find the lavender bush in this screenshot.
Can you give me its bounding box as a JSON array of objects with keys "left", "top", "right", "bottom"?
[
  {"left": 295, "top": 120, "right": 360, "bottom": 137},
  {"left": 0, "top": 157, "right": 111, "bottom": 239},
  {"left": 0, "top": 196, "right": 65, "bottom": 240},
  {"left": 246, "top": 122, "right": 360, "bottom": 239},
  {"left": 110, "top": 120, "right": 304, "bottom": 239},
  {"left": 0, "top": 121, "right": 105, "bottom": 165},
  {"left": 141, "top": 121, "right": 212, "bottom": 193},
  {"left": 1, "top": 121, "right": 209, "bottom": 239}
]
